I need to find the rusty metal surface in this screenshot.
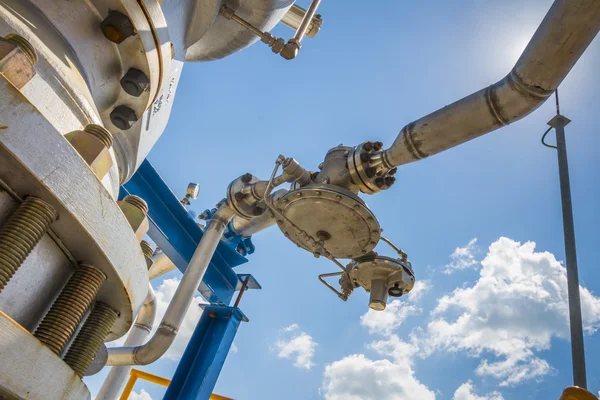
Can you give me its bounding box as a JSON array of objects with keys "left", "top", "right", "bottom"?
[
  {"left": 0, "top": 311, "right": 91, "bottom": 400},
  {"left": 0, "top": 77, "right": 148, "bottom": 341}
]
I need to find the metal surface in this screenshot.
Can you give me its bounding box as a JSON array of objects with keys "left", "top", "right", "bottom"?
[
  {"left": 348, "top": 254, "right": 415, "bottom": 311},
  {"left": 274, "top": 184, "right": 381, "bottom": 258},
  {"left": 0, "top": 77, "right": 148, "bottom": 340},
  {"left": 123, "top": 160, "right": 247, "bottom": 304},
  {"left": 65, "top": 125, "right": 115, "bottom": 181},
  {"left": 281, "top": 4, "right": 322, "bottom": 38},
  {"left": 382, "top": 0, "right": 600, "bottom": 167},
  {"left": 107, "top": 205, "right": 235, "bottom": 366},
  {"left": 164, "top": 305, "right": 245, "bottom": 400},
  {"left": 64, "top": 302, "right": 118, "bottom": 377},
  {"left": 0, "top": 35, "right": 36, "bottom": 89},
  {"left": 0, "top": 311, "right": 91, "bottom": 400},
  {"left": 34, "top": 264, "right": 106, "bottom": 355},
  {"left": 348, "top": 141, "right": 396, "bottom": 195},
  {"left": 97, "top": 286, "right": 157, "bottom": 399},
  {"left": 559, "top": 387, "right": 598, "bottom": 400},
  {"left": 184, "top": 0, "right": 294, "bottom": 61},
  {"left": 0, "top": 195, "right": 57, "bottom": 291},
  {"left": 547, "top": 114, "right": 587, "bottom": 389}
]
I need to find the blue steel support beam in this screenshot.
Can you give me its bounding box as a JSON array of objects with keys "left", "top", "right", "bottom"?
[
  {"left": 122, "top": 160, "right": 248, "bottom": 304},
  {"left": 163, "top": 305, "right": 247, "bottom": 400}
]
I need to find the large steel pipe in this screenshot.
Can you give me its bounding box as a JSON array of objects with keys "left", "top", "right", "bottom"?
[
  {"left": 382, "top": 0, "right": 600, "bottom": 167},
  {"left": 105, "top": 204, "right": 234, "bottom": 366}
]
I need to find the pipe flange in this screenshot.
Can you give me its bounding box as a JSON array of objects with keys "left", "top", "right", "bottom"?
[
  {"left": 273, "top": 184, "right": 381, "bottom": 258},
  {"left": 226, "top": 174, "right": 266, "bottom": 219},
  {"left": 348, "top": 141, "right": 397, "bottom": 195}
]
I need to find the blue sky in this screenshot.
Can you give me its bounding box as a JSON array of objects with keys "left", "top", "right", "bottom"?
[{"left": 85, "top": 0, "right": 600, "bottom": 399}]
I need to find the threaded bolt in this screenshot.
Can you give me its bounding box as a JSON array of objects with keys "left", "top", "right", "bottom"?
[
  {"left": 64, "top": 302, "right": 117, "bottom": 377},
  {"left": 83, "top": 124, "right": 113, "bottom": 148},
  {"left": 35, "top": 264, "right": 106, "bottom": 355},
  {"left": 123, "top": 195, "right": 148, "bottom": 215},
  {"left": 140, "top": 239, "right": 154, "bottom": 260},
  {"left": 0, "top": 196, "right": 57, "bottom": 292},
  {"left": 5, "top": 33, "right": 37, "bottom": 64}
]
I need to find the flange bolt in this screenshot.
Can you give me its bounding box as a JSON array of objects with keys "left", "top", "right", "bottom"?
[
  {"left": 110, "top": 105, "right": 138, "bottom": 130},
  {"left": 100, "top": 11, "right": 135, "bottom": 44},
  {"left": 120, "top": 68, "right": 150, "bottom": 97},
  {"left": 4, "top": 34, "right": 37, "bottom": 64}
]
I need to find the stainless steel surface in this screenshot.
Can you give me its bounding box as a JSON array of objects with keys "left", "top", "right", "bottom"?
[
  {"left": 547, "top": 114, "right": 587, "bottom": 388},
  {"left": 274, "top": 184, "right": 381, "bottom": 259},
  {"left": 383, "top": 0, "right": 600, "bottom": 167},
  {"left": 0, "top": 311, "right": 91, "bottom": 400},
  {"left": 292, "top": 0, "right": 321, "bottom": 42},
  {"left": 106, "top": 204, "right": 235, "bottom": 366},
  {"left": 348, "top": 141, "right": 396, "bottom": 195},
  {"left": 0, "top": 77, "right": 148, "bottom": 341},
  {"left": 348, "top": 254, "right": 415, "bottom": 311},
  {"left": 184, "top": 0, "right": 294, "bottom": 61},
  {"left": 281, "top": 4, "right": 322, "bottom": 38},
  {"left": 315, "top": 145, "right": 357, "bottom": 192},
  {"left": 64, "top": 302, "right": 118, "bottom": 377},
  {"left": 282, "top": 158, "right": 312, "bottom": 186},
  {"left": 34, "top": 264, "right": 106, "bottom": 355},
  {"left": 97, "top": 285, "right": 156, "bottom": 399},
  {"left": 0, "top": 195, "right": 57, "bottom": 291},
  {"left": 230, "top": 190, "right": 288, "bottom": 237}
]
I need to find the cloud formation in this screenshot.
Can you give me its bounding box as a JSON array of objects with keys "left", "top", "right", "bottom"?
[
  {"left": 275, "top": 323, "right": 317, "bottom": 370},
  {"left": 427, "top": 237, "right": 600, "bottom": 386},
  {"left": 443, "top": 238, "right": 479, "bottom": 274},
  {"left": 129, "top": 389, "right": 153, "bottom": 400},
  {"left": 453, "top": 381, "right": 504, "bottom": 400}
]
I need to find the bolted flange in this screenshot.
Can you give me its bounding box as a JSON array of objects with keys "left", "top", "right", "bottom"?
[
  {"left": 34, "top": 264, "right": 106, "bottom": 355},
  {"left": 0, "top": 196, "right": 57, "bottom": 292},
  {"left": 110, "top": 105, "right": 138, "bottom": 130},
  {"left": 100, "top": 11, "right": 135, "bottom": 44},
  {"left": 119, "top": 195, "right": 149, "bottom": 241},
  {"left": 65, "top": 124, "right": 114, "bottom": 180},
  {"left": 64, "top": 302, "right": 118, "bottom": 377},
  {"left": 120, "top": 68, "right": 150, "bottom": 97}
]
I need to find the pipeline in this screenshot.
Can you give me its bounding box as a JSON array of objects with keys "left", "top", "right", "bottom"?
[
  {"left": 382, "top": 0, "right": 600, "bottom": 168},
  {"left": 105, "top": 204, "right": 234, "bottom": 366}
]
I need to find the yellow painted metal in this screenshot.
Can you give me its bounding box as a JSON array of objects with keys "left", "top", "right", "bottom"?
[
  {"left": 559, "top": 387, "right": 599, "bottom": 400},
  {"left": 120, "top": 368, "right": 234, "bottom": 399}
]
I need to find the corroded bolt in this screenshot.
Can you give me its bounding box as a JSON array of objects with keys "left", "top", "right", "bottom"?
[
  {"left": 119, "top": 195, "right": 149, "bottom": 241},
  {"left": 120, "top": 68, "right": 150, "bottom": 97},
  {"left": 35, "top": 264, "right": 106, "bottom": 355},
  {"left": 140, "top": 240, "right": 154, "bottom": 269},
  {"left": 110, "top": 105, "right": 138, "bottom": 130},
  {"left": 0, "top": 196, "right": 57, "bottom": 292},
  {"left": 65, "top": 124, "right": 114, "bottom": 180},
  {"left": 64, "top": 302, "right": 117, "bottom": 377},
  {"left": 100, "top": 11, "right": 135, "bottom": 44},
  {"left": 5, "top": 33, "right": 37, "bottom": 64}
]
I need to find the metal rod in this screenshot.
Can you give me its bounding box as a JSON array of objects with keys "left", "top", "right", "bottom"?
[
  {"left": 553, "top": 115, "right": 587, "bottom": 389},
  {"left": 318, "top": 271, "right": 346, "bottom": 300},
  {"left": 105, "top": 204, "right": 235, "bottom": 366},
  {"left": 380, "top": 236, "right": 408, "bottom": 260},
  {"left": 233, "top": 276, "right": 250, "bottom": 308},
  {"left": 293, "top": 0, "right": 322, "bottom": 42}
]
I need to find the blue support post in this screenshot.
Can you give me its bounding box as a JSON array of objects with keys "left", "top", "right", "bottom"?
[{"left": 164, "top": 306, "right": 247, "bottom": 400}]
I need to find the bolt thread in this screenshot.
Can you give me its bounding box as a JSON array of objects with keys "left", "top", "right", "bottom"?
[
  {"left": 123, "top": 195, "right": 148, "bottom": 216},
  {"left": 140, "top": 240, "right": 154, "bottom": 260},
  {"left": 0, "top": 196, "right": 57, "bottom": 291},
  {"left": 83, "top": 124, "right": 113, "bottom": 149},
  {"left": 64, "top": 302, "right": 117, "bottom": 377},
  {"left": 35, "top": 264, "right": 106, "bottom": 355},
  {"left": 5, "top": 34, "right": 37, "bottom": 64}
]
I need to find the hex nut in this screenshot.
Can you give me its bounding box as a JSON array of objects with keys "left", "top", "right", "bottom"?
[
  {"left": 0, "top": 37, "right": 35, "bottom": 89},
  {"left": 110, "top": 105, "right": 138, "bottom": 130},
  {"left": 118, "top": 201, "right": 149, "bottom": 241},
  {"left": 120, "top": 68, "right": 150, "bottom": 97},
  {"left": 64, "top": 126, "right": 114, "bottom": 180},
  {"left": 100, "top": 11, "right": 135, "bottom": 44}
]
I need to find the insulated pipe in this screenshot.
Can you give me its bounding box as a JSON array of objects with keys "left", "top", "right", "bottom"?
[
  {"left": 382, "top": 0, "right": 600, "bottom": 167},
  {"left": 148, "top": 253, "right": 177, "bottom": 280},
  {"left": 105, "top": 204, "right": 235, "bottom": 366},
  {"left": 96, "top": 285, "right": 156, "bottom": 399}
]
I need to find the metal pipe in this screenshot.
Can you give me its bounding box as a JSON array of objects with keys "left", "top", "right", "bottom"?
[
  {"left": 281, "top": 4, "right": 322, "bottom": 38},
  {"left": 105, "top": 204, "right": 235, "bottom": 366},
  {"left": 148, "top": 253, "right": 177, "bottom": 280},
  {"left": 96, "top": 285, "right": 156, "bottom": 399},
  {"left": 293, "top": 0, "right": 321, "bottom": 42},
  {"left": 550, "top": 114, "right": 587, "bottom": 388},
  {"left": 382, "top": 0, "right": 600, "bottom": 168},
  {"left": 229, "top": 189, "right": 288, "bottom": 237}
]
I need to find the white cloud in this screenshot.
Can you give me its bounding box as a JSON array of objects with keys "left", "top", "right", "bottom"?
[
  {"left": 443, "top": 238, "right": 479, "bottom": 274},
  {"left": 108, "top": 277, "right": 206, "bottom": 361},
  {"left": 361, "top": 300, "right": 418, "bottom": 336},
  {"left": 453, "top": 381, "right": 503, "bottom": 400},
  {"left": 230, "top": 342, "right": 238, "bottom": 354},
  {"left": 129, "top": 389, "right": 153, "bottom": 400},
  {"left": 275, "top": 324, "right": 317, "bottom": 370},
  {"left": 407, "top": 280, "right": 431, "bottom": 303},
  {"left": 427, "top": 237, "right": 600, "bottom": 386}
]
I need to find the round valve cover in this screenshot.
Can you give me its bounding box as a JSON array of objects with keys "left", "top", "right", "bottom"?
[
  {"left": 273, "top": 184, "right": 381, "bottom": 258},
  {"left": 349, "top": 255, "right": 415, "bottom": 293}
]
